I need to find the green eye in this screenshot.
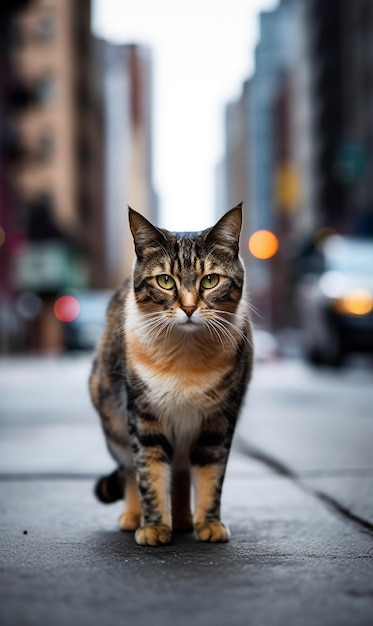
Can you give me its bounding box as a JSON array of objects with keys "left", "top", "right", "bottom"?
[
  {"left": 156, "top": 274, "right": 176, "bottom": 290},
  {"left": 201, "top": 274, "right": 220, "bottom": 289}
]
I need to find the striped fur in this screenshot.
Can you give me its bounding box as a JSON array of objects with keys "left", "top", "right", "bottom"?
[{"left": 89, "top": 204, "right": 253, "bottom": 545}]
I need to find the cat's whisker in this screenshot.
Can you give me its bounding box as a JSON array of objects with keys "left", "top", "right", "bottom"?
[
  {"left": 206, "top": 318, "right": 239, "bottom": 351},
  {"left": 211, "top": 312, "right": 251, "bottom": 350},
  {"left": 201, "top": 319, "right": 217, "bottom": 345},
  {"left": 112, "top": 325, "right": 125, "bottom": 337},
  {"left": 164, "top": 319, "right": 176, "bottom": 344},
  {"left": 202, "top": 319, "right": 227, "bottom": 353},
  {"left": 215, "top": 321, "right": 240, "bottom": 350},
  {"left": 213, "top": 304, "right": 261, "bottom": 327},
  {"left": 138, "top": 314, "right": 177, "bottom": 344},
  {"left": 136, "top": 318, "right": 166, "bottom": 340},
  {"left": 154, "top": 319, "right": 172, "bottom": 342},
  {"left": 207, "top": 309, "right": 253, "bottom": 346},
  {"left": 123, "top": 310, "right": 170, "bottom": 337},
  {"left": 228, "top": 300, "right": 262, "bottom": 319},
  {"left": 143, "top": 322, "right": 167, "bottom": 339},
  {"left": 214, "top": 314, "right": 253, "bottom": 348},
  {"left": 139, "top": 310, "right": 167, "bottom": 318},
  {"left": 139, "top": 317, "right": 163, "bottom": 331},
  {"left": 123, "top": 313, "right": 163, "bottom": 337},
  {"left": 212, "top": 308, "right": 251, "bottom": 324}
]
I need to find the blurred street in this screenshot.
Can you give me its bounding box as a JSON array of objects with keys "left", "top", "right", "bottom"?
[{"left": 1, "top": 354, "right": 373, "bottom": 626}]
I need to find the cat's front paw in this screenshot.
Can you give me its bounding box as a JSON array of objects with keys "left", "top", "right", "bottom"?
[
  {"left": 119, "top": 512, "right": 141, "bottom": 532},
  {"left": 194, "top": 521, "right": 230, "bottom": 542},
  {"left": 135, "top": 524, "right": 172, "bottom": 546}
]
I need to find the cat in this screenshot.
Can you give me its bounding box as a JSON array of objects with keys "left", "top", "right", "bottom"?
[{"left": 89, "top": 203, "right": 253, "bottom": 546}]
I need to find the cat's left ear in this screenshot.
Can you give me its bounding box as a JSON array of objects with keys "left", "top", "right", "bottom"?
[
  {"left": 128, "top": 207, "right": 167, "bottom": 259},
  {"left": 204, "top": 202, "right": 243, "bottom": 256}
]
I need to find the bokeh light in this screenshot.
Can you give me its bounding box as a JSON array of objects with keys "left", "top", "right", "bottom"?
[
  {"left": 15, "top": 291, "right": 43, "bottom": 321},
  {"left": 248, "top": 230, "right": 279, "bottom": 260},
  {"left": 334, "top": 289, "right": 373, "bottom": 316},
  {"left": 54, "top": 295, "right": 80, "bottom": 322}
]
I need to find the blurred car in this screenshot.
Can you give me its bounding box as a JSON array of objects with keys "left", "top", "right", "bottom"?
[
  {"left": 296, "top": 235, "right": 373, "bottom": 365},
  {"left": 56, "top": 290, "right": 112, "bottom": 351}
]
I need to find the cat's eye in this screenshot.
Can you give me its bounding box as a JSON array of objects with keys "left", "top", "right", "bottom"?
[
  {"left": 156, "top": 274, "right": 176, "bottom": 290},
  {"left": 200, "top": 274, "right": 220, "bottom": 289}
]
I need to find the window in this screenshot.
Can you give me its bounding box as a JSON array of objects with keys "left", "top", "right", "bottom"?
[
  {"left": 35, "top": 74, "right": 57, "bottom": 103},
  {"left": 38, "top": 134, "right": 55, "bottom": 160},
  {"left": 35, "top": 16, "right": 56, "bottom": 41}
]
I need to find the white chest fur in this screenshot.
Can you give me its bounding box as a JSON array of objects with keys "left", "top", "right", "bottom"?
[{"left": 133, "top": 360, "right": 207, "bottom": 443}]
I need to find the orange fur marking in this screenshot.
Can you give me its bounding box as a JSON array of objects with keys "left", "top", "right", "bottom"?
[
  {"left": 127, "top": 333, "right": 233, "bottom": 386},
  {"left": 193, "top": 464, "right": 224, "bottom": 526}
]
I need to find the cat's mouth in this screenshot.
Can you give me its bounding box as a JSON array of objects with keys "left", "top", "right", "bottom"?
[
  {"left": 179, "top": 318, "right": 199, "bottom": 331},
  {"left": 174, "top": 311, "right": 203, "bottom": 332}
]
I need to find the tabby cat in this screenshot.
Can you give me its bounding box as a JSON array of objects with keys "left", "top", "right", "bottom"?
[{"left": 89, "top": 204, "right": 253, "bottom": 546}]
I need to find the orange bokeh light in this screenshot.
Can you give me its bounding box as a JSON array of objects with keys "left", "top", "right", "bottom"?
[
  {"left": 54, "top": 295, "right": 80, "bottom": 322},
  {"left": 248, "top": 230, "right": 279, "bottom": 260}
]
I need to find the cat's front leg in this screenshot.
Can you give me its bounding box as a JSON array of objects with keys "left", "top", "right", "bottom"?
[
  {"left": 190, "top": 423, "right": 232, "bottom": 542},
  {"left": 130, "top": 419, "right": 173, "bottom": 546}
]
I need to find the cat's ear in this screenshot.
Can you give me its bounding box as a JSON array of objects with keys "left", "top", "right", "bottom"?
[
  {"left": 204, "top": 203, "right": 243, "bottom": 256},
  {"left": 128, "top": 207, "right": 167, "bottom": 259}
]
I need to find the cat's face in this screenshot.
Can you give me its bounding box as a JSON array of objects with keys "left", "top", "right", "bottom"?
[{"left": 129, "top": 205, "right": 246, "bottom": 342}]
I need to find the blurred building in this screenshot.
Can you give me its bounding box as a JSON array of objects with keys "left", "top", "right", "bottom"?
[
  {"left": 1, "top": 0, "right": 99, "bottom": 351},
  {"left": 215, "top": 80, "right": 250, "bottom": 269},
  {"left": 224, "top": 80, "right": 251, "bottom": 262},
  {"left": 307, "top": 0, "right": 373, "bottom": 235},
  {"left": 220, "top": 0, "right": 373, "bottom": 333},
  {"left": 0, "top": 1, "right": 158, "bottom": 353},
  {"left": 220, "top": 0, "right": 306, "bottom": 330},
  {"left": 223, "top": 80, "right": 249, "bottom": 216},
  {"left": 94, "top": 40, "right": 157, "bottom": 288}
]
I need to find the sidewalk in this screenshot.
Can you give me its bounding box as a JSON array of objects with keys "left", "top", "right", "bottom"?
[
  {"left": 1, "top": 355, "right": 373, "bottom": 626},
  {"left": 237, "top": 359, "right": 373, "bottom": 527}
]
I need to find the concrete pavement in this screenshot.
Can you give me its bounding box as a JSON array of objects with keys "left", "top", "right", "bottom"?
[
  {"left": 1, "top": 355, "right": 373, "bottom": 626},
  {"left": 237, "top": 359, "right": 373, "bottom": 527}
]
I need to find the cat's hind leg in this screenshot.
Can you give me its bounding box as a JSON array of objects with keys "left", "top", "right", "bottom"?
[
  {"left": 94, "top": 466, "right": 141, "bottom": 531},
  {"left": 118, "top": 470, "right": 142, "bottom": 531}
]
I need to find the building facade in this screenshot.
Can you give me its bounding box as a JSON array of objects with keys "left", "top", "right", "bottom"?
[
  {"left": 1, "top": 1, "right": 157, "bottom": 352},
  {"left": 307, "top": 0, "right": 373, "bottom": 235},
  {"left": 95, "top": 40, "right": 157, "bottom": 287},
  {"left": 220, "top": 0, "right": 305, "bottom": 329},
  {"left": 1, "top": 0, "right": 99, "bottom": 351}
]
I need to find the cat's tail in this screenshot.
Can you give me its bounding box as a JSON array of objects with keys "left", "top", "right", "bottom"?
[{"left": 94, "top": 468, "right": 125, "bottom": 504}]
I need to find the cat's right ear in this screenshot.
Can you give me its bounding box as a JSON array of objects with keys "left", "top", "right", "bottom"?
[{"left": 128, "top": 207, "right": 167, "bottom": 259}]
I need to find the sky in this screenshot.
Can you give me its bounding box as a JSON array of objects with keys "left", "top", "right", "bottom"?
[{"left": 92, "top": 0, "right": 278, "bottom": 230}]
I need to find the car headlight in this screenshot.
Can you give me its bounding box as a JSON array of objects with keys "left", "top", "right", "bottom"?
[
  {"left": 319, "top": 271, "right": 347, "bottom": 298},
  {"left": 333, "top": 288, "right": 373, "bottom": 316}
]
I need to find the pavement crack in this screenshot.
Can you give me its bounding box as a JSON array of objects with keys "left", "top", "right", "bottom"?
[{"left": 236, "top": 437, "right": 373, "bottom": 537}]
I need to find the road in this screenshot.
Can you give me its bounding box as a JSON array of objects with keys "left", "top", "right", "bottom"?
[{"left": 0, "top": 354, "right": 372, "bottom": 626}]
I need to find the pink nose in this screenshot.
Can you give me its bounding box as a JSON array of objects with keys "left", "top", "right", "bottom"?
[{"left": 182, "top": 306, "right": 197, "bottom": 318}]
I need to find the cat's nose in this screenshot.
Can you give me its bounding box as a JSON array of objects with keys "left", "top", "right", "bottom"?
[{"left": 182, "top": 306, "right": 197, "bottom": 318}]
